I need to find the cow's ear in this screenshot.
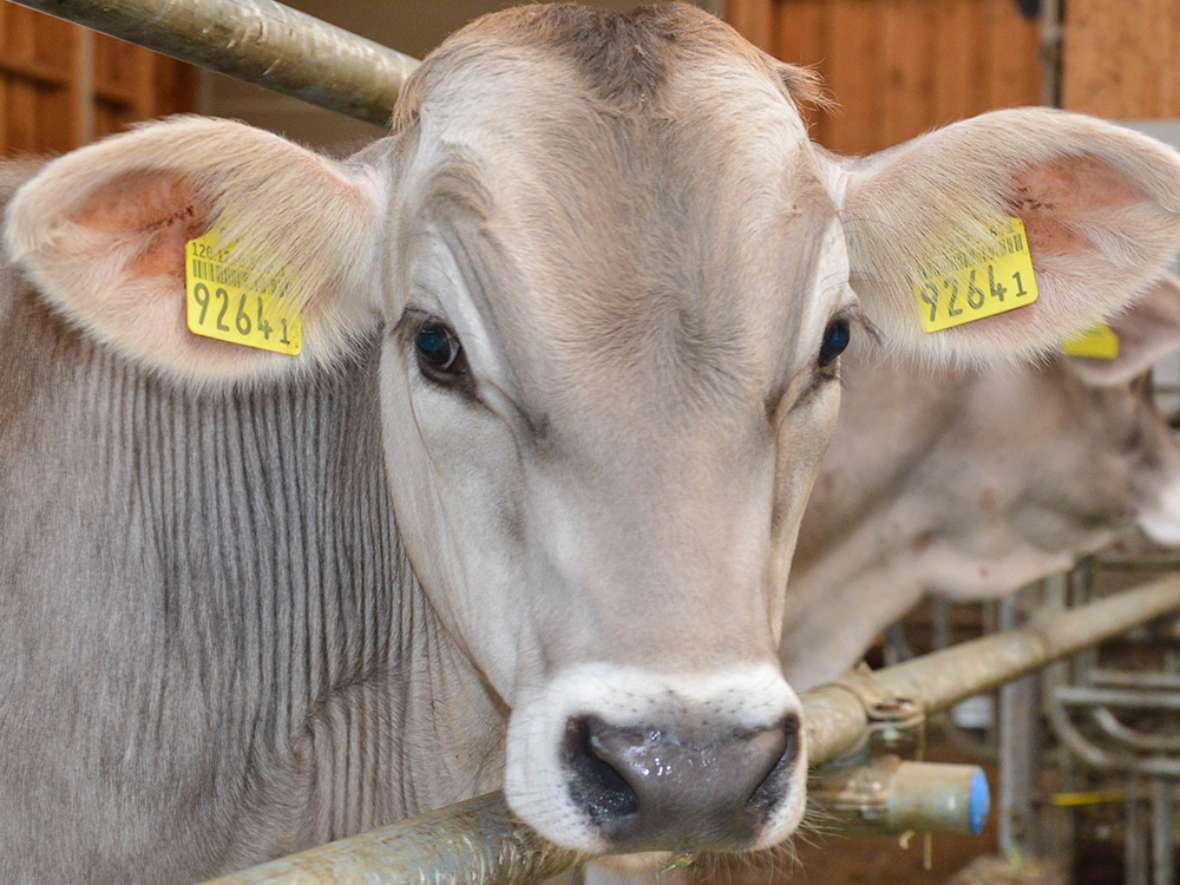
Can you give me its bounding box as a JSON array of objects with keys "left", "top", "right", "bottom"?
[
  {"left": 839, "top": 109, "right": 1180, "bottom": 365},
  {"left": 5, "top": 116, "right": 387, "bottom": 386},
  {"left": 1067, "top": 273, "right": 1180, "bottom": 386}
]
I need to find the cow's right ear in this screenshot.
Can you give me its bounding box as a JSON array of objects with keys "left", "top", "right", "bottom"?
[
  {"left": 5, "top": 116, "right": 388, "bottom": 386},
  {"left": 1068, "top": 273, "right": 1180, "bottom": 387}
]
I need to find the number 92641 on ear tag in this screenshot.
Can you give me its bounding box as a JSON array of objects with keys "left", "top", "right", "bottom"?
[
  {"left": 184, "top": 230, "right": 302, "bottom": 356},
  {"left": 912, "top": 217, "right": 1039, "bottom": 333}
]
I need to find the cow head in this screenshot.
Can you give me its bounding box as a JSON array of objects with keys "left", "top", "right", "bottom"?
[
  {"left": 8, "top": 2, "right": 1180, "bottom": 859},
  {"left": 1061, "top": 274, "right": 1180, "bottom": 548}
]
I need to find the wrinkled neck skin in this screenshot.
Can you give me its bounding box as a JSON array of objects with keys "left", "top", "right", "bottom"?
[
  {"left": 780, "top": 351, "right": 1121, "bottom": 692},
  {"left": 0, "top": 287, "right": 503, "bottom": 882}
]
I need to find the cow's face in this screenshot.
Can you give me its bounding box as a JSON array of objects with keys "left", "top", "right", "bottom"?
[
  {"left": 375, "top": 12, "right": 852, "bottom": 852},
  {"left": 1005, "top": 369, "right": 1180, "bottom": 557},
  {"left": 11, "top": 2, "right": 1180, "bottom": 860},
  {"left": 1061, "top": 276, "right": 1180, "bottom": 549}
]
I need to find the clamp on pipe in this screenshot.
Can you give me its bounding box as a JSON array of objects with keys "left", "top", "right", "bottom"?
[{"left": 825, "top": 665, "right": 927, "bottom": 763}]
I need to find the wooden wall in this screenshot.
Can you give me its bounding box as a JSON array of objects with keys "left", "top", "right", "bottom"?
[
  {"left": 0, "top": 3, "right": 197, "bottom": 155},
  {"left": 1062, "top": 0, "right": 1180, "bottom": 117},
  {"left": 727, "top": 0, "right": 1042, "bottom": 154}
]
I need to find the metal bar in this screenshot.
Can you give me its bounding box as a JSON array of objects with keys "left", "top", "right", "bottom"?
[
  {"left": 1129, "top": 782, "right": 1150, "bottom": 885},
  {"left": 1090, "top": 708, "right": 1180, "bottom": 754},
  {"left": 998, "top": 590, "right": 1041, "bottom": 859},
  {"left": 1153, "top": 779, "right": 1176, "bottom": 885},
  {"left": 1088, "top": 668, "right": 1180, "bottom": 690},
  {"left": 204, "top": 792, "right": 579, "bottom": 885},
  {"left": 1047, "top": 701, "right": 1180, "bottom": 778},
  {"left": 211, "top": 575, "right": 1180, "bottom": 885},
  {"left": 1056, "top": 686, "right": 1180, "bottom": 711},
  {"left": 805, "top": 575, "right": 1180, "bottom": 765},
  {"left": 8, "top": 0, "right": 419, "bottom": 127}
]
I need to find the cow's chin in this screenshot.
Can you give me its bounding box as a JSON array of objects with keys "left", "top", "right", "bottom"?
[{"left": 502, "top": 662, "right": 807, "bottom": 856}]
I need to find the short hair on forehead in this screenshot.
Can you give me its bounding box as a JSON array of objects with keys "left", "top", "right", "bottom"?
[{"left": 392, "top": 2, "right": 826, "bottom": 131}]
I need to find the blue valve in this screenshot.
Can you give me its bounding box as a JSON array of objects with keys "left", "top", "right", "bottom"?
[{"left": 967, "top": 767, "right": 990, "bottom": 835}]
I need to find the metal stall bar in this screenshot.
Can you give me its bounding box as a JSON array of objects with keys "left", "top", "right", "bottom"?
[
  {"left": 208, "top": 575, "right": 1180, "bottom": 884},
  {"left": 805, "top": 574, "right": 1180, "bottom": 763},
  {"left": 8, "top": 0, "right": 419, "bottom": 126}
]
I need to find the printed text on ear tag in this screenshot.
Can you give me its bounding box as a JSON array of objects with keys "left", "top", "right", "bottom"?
[
  {"left": 912, "top": 217, "right": 1039, "bottom": 333},
  {"left": 1062, "top": 323, "right": 1119, "bottom": 360},
  {"left": 184, "top": 229, "right": 302, "bottom": 356}
]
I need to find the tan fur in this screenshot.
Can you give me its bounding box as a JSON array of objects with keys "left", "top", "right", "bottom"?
[
  {"left": 5, "top": 117, "right": 386, "bottom": 384},
  {"left": 393, "top": 4, "right": 824, "bottom": 132},
  {"left": 839, "top": 108, "right": 1180, "bottom": 366}
]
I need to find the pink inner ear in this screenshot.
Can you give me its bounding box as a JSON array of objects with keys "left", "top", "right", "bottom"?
[
  {"left": 1010, "top": 155, "right": 1145, "bottom": 256},
  {"left": 69, "top": 171, "right": 212, "bottom": 280}
]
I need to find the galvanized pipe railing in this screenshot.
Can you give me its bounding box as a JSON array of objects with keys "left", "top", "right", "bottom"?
[
  {"left": 9, "top": 0, "right": 419, "bottom": 126},
  {"left": 208, "top": 575, "right": 1180, "bottom": 884}
]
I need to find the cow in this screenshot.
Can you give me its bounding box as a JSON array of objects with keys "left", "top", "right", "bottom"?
[
  {"left": 781, "top": 274, "right": 1180, "bottom": 691},
  {"left": 5, "top": 3, "right": 1180, "bottom": 880}
]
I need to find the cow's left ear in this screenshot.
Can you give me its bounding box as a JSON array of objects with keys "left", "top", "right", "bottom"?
[
  {"left": 5, "top": 115, "right": 388, "bottom": 386},
  {"left": 1067, "top": 273, "right": 1180, "bottom": 387},
  {"left": 838, "top": 109, "right": 1180, "bottom": 365}
]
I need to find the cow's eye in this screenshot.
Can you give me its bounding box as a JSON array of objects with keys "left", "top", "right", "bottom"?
[
  {"left": 818, "top": 318, "right": 850, "bottom": 367},
  {"left": 415, "top": 320, "right": 466, "bottom": 375}
]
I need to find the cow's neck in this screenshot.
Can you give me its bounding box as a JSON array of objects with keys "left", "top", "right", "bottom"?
[
  {"left": 780, "top": 363, "right": 1075, "bottom": 692},
  {"left": 782, "top": 491, "right": 939, "bottom": 691},
  {"left": 0, "top": 288, "right": 504, "bottom": 878}
]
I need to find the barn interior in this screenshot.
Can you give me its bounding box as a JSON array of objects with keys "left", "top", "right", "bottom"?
[{"left": 2, "top": 1, "right": 1180, "bottom": 884}]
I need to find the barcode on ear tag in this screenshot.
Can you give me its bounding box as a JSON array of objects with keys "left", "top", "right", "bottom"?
[
  {"left": 184, "top": 229, "right": 302, "bottom": 356},
  {"left": 1062, "top": 323, "right": 1119, "bottom": 360},
  {"left": 912, "top": 217, "right": 1039, "bottom": 333}
]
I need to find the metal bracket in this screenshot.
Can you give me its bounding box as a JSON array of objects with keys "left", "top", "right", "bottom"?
[{"left": 826, "top": 665, "right": 926, "bottom": 765}]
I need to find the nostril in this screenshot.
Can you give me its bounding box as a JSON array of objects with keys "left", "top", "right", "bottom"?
[
  {"left": 748, "top": 712, "right": 801, "bottom": 813},
  {"left": 563, "top": 716, "right": 639, "bottom": 823}
]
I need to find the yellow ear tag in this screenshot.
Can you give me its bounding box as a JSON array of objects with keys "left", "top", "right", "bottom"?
[
  {"left": 184, "top": 229, "right": 302, "bottom": 356},
  {"left": 1061, "top": 323, "right": 1119, "bottom": 360},
  {"left": 912, "top": 217, "right": 1039, "bottom": 333}
]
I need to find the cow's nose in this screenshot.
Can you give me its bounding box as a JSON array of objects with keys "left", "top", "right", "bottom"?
[{"left": 561, "top": 714, "right": 797, "bottom": 851}]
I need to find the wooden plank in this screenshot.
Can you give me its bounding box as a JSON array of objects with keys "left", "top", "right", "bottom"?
[
  {"left": 776, "top": 0, "right": 829, "bottom": 143},
  {"left": 878, "top": 0, "right": 935, "bottom": 148},
  {"left": 1170, "top": 0, "right": 1180, "bottom": 116},
  {"left": 133, "top": 46, "right": 157, "bottom": 120},
  {"left": 1063, "top": 0, "right": 1144, "bottom": 115},
  {"left": 31, "top": 7, "right": 79, "bottom": 149},
  {"left": 6, "top": 4, "right": 38, "bottom": 153},
  {"left": 984, "top": 0, "right": 1041, "bottom": 110},
  {"left": 0, "top": 4, "right": 8, "bottom": 153},
  {"left": 965, "top": 0, "right": 993, "bottom": 118},
  {"left": 32, "top": 10, "right": 72, "bottom": 74},
  {"left": 776, "top": 0, "right": 827, "bottom": 71},
  {"left": 38, "top": 81, "right": 72, "bottom": 152},
  {"left": 0, "top": 54, "right": 68, "bottom": 85},
  {"left": 94, "top": 31, "right": 112, "bottom": 94},
  {"left": 824, "top": 0, "right": 878, "bottom": 154},
  {"left": 93, "top": 99, "right": 116, "bottom": 140},
  {"left": 726, "top": 0, "right": 775, "bottom": 53},
  {"left": 155, "top": 58, "right": 199, "bottom": 116},
  {"left": 932, "top": 0, "right": 975, "bottom": 126},
  {"left": 71, "top": 25, "right": 94, "bottom": 147}
]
